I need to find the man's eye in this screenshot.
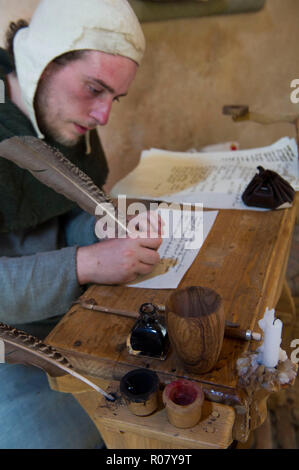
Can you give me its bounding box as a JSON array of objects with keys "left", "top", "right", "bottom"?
[
  {"left": 88, "top": 86, "right": 102, "bottom": 96},
  {"left": 113, "top": 97, "right": 120, "bottom": 103}
]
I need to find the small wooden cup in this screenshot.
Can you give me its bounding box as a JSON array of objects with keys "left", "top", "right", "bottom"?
[
  {"left": 165, "top": 286, "right": 225, "bottom": 374},
  {"left": 162, "top": 379, "right": 204, "bottom": 428},
  {"left": 120, "top": 368, "right": 159, "bottom": 416}
]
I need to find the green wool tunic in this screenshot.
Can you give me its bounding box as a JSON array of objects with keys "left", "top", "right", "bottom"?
[
  {"left": 0, "top": 48, "right": 108, "bottom": 333},
  {"left": 0, "top": 47, "right": 108, "bottom": 233}
]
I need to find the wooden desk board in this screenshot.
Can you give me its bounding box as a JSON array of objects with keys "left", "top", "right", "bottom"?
[{"left": 46, "top": 207, "right": 296, "bottom": 396}]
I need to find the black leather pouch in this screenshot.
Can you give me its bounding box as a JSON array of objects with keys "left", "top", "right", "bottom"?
[{"left": 242, "top": 166, "right": 295, "bottom": 209}]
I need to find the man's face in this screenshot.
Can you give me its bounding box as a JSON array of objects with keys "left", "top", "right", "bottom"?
[{"left": 34, "top": 50, "right": 138, "bottom": 147}]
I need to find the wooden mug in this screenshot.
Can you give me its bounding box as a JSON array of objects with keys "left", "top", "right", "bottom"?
[{"left": 165, "top": 286, "right": 225, "bottom": 374}]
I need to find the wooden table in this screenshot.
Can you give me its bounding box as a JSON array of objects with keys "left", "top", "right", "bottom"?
[{"left": 46, "top": 204, "right": 297, "bottom": 448}]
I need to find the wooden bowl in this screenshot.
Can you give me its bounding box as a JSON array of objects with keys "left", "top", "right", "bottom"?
[
  {"left": 162, "top": 379, "right": 204, "bottom": 428},
  {"left": 120, "top": 368, "right": 159, "bottom": 416}
]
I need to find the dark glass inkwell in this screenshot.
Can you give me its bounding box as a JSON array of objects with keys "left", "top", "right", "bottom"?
[{"left": 127, "top": 303, "right": 169, "bottom": 360}]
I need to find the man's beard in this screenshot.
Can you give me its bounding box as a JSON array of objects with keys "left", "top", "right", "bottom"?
[{"left": 34, "top": 87, "right": 82, "bottom": 148}]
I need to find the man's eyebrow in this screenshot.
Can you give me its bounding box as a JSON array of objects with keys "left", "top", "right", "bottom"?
[{"left": 86, "top": 77, "right": 127, "bottom": 97}]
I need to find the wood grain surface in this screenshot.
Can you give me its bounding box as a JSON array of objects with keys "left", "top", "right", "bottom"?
[
  {"left": 47, "top": 206, "right": 296, "bottom": 392},
  {"left": 94, "top": 381, "right": 235, "bottom": 450},
  {"left": 46, "top": 204, "right": 297, "bottom": 443},
  {"left": 47, "top": 207, "right": 296, "bottom": 393}
]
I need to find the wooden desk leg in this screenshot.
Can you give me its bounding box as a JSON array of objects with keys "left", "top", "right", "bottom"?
[
  {"left": 276, "top": 279, "right": 297, "bottom": 362},
  {"left": 237, "top": 281, "right": 298, "bottom": 443},
  {"left": 276, "top": 279, "right": 296, "bottom": 327},
  {"left": 295, "top": 192, "right": 299, "bottom": 225},
  {"left": 248, "top": 390, "right": 271, "bottom": 432}
]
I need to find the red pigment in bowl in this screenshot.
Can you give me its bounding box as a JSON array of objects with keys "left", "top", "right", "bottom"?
[{"left": 169, "top": 383, "right": 197, "bottom": 406}]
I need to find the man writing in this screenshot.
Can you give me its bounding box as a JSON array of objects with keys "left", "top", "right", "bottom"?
[{"left": 0, "top": 0, "right": 161, "bottom": 448}]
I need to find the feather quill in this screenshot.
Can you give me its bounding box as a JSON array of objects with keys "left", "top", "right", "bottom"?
[
  {"left": 0, "top": 322, "right": 115, "bottom": 400},
  {"left": 0, "top": 135, "right": 128, "bottom": 234}
]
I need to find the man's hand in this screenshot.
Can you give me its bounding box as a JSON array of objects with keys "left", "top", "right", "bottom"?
[
  {"left": 76, "top": 234, "right": 162, "bottom": 285},
  {"left": 126, "top": 210, "right": 164, "bottom": 238}
]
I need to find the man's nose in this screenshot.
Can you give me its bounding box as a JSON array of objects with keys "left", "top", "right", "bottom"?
[{"left": 89, "top": 98, "right": 113, "bottom": 126}]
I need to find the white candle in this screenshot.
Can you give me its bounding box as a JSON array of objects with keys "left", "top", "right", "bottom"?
[{"left": 258, "top": 307, "right": 282, "bottom": 368}]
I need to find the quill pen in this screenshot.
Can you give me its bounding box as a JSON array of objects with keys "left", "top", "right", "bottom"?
[
  {"left": 0, "top": 322, "right": 115, "bottom": 401},
  {"left": 0, "top": 135, "right": 128, "bottom": 235}
]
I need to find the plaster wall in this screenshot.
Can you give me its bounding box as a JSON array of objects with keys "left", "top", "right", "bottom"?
[{"left": 0, "top": 0, "right": 298, "bottom": 191}]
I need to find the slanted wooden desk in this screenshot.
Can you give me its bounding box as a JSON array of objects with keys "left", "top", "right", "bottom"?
[{"left": 46, "top": 205, "right": 297, "bottom": 448}]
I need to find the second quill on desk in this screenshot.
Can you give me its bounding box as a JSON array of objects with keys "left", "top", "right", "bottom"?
[
  {"left": 73, "top": 299, "right": 262, "bottom": 343},
  {"left": 224, "top": 327, "right": 261, "bottom": 341}
]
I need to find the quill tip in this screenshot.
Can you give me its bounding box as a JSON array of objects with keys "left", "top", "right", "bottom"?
[{"left": 105, "top": 392, "right": 117, "bottom": 402}]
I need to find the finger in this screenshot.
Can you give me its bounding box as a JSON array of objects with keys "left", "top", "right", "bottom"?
[
  {"left": 123, "top": 273, "right": 139, "bottom": 284},
  {"left": 128, "top": 211, "right": 165, "bottom": 236},
  {"left": 136, "top": 262, "right": 157, "bottom": 276},
  {"left": 138, "top": 234, "right": 163, "bottom": 249},
  {"left": 129, "top": 212, "right": 150, "bottom": 234},
  {"left": 138, "top": 246, "right": 161, "bottom": 266},
  {"left": 126, "top": 213, "right": 146, "bottom": 236},
  {"left": 127, "top": 227, "right": 161, "bottom": 240},
  {"left": 145, "top": 211, "right": 165, "bottom": 236}
]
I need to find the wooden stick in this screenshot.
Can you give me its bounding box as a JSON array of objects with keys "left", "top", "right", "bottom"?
[
  {"left": 73, "top": 301, "right": 260, "bottom": 341},
  {"left": 72, "top": 301, "right": 139, "bottom": 319},
  {"left": 223, "top": 106, "right": 299, "bottom": 126},
  {"left": 233, "top": 112, "right": 298, "bottom": 126}
]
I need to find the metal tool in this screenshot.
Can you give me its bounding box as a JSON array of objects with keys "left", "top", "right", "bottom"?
[
  {"left": 73, "top": 299, "right": 261, "bottom": 343},
  {"left": 224, "top": 327, "right": 261, "bottom": 341}
]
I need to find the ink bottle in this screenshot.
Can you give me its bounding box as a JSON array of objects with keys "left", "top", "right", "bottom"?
[{"left": 130, "top": 303, "right": 169, "bottom": 359}]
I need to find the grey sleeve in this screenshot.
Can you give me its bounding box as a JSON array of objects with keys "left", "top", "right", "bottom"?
[
  {"left": 0, "top": 246, "right": 83, "bottom": 325},
  {"left": 61, "top": 207, "right": 99, "bottom": 247}
]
